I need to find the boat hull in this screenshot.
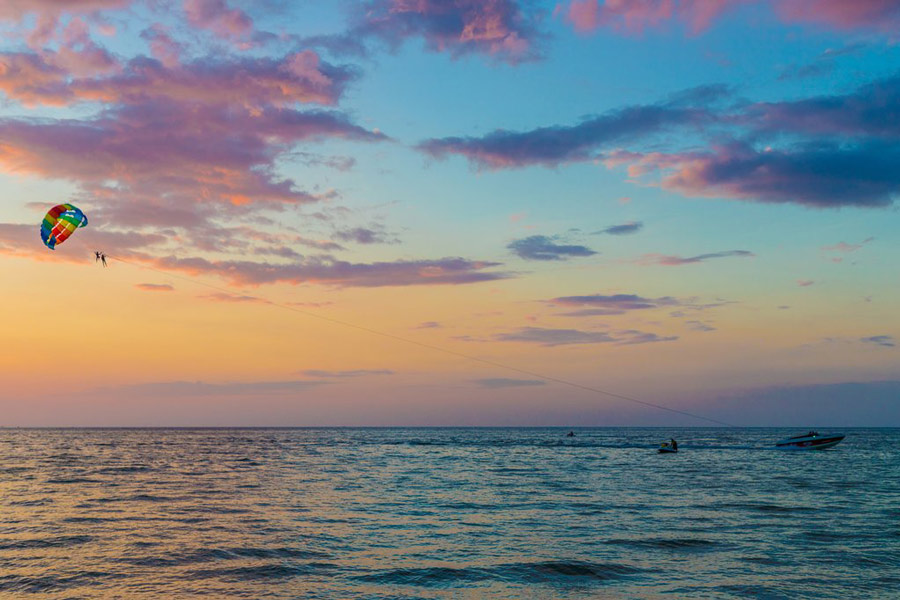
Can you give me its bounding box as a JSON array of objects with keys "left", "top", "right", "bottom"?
[{"left": 775, "top": 434, "right": 845, "bottom": 450}]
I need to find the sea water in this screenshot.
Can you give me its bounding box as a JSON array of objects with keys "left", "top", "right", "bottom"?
[{"left": 0, "top": 428, "right": 898, "bottom": 598}]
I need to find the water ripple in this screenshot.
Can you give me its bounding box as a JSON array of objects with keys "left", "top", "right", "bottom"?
[{"left": 0, "top": 427, "right": 895, "bottom": 598}]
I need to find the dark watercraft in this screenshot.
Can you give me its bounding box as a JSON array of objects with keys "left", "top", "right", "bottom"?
[
  {"left": 658, "top": 442, "right": 678, "bottom": 454},
  {"left": 775, "top": 431, "right": 845, "bottom": 450}
]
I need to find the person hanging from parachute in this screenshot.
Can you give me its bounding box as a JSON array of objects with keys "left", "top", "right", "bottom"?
[{"left": 95, "top": 251, "right": 107, "bottom": 267}]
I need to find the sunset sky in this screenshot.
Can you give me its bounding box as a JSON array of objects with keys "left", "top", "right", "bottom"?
[{"left": 1, "top": 0, "right": 898, "bottom": 426}]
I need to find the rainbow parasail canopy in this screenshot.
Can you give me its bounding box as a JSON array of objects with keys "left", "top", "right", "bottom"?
[{"left": 40, "top": 204, "right": 88, "bottom": 250}]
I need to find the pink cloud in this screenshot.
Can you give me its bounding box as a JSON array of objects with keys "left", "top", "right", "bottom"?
[
  {"left": 774, "top": 0, "right": 900, "bottom": 32},
  {"left": 136, "top": 283, "right": 174, "bottom": 292},
  {"left": 565, "top": 0, "right": 738, "bottom": 35},
  {"left": 566, "top": 0, "right": 601, "bottom": 33},
  {"left": 139, "top": 255, "right": 512, "bottom": 288},
  {"left": 53, "top": 17, "right": 120, "bottom": 77},
  {"left": 0, "top": 50, "right": 354, "bottom": 108},
  {"left": 562, "top": 0, "right": 900, "bottom": 35},
  {"left": 198, "top": 292, "right": 266, "bottom": 303},
  {"left": 797, "top": 280, "right": 815, "bottom": 287},
  {"left": 550, "top": 293, "right": 680, "bottom": 314},
  {"left": 184, "top": 0, "right": 254, "bottom": 42},
  {"left": 141, "top": 25, "right": 184, "bottom": 69},
  {"left": 26, "top": 13, "right": 59, "bottom": 48},
  {"left": 0, "top": 224, "right": 511, "bottom": 289},
  {"left": 0, "top": 53, "right": 69, "bottom": 106},
  {"left": 634, "top": 250, "right": 753, "bottom": 266},
  {"left": 0, "top": 101, "right": 383, "bottom": 223},
  {"left": 0, "top": 41, "right": 402, "bottom": 285},
  {"left": 822, "top": 238, "right": 874, "bottom": 253},
  {"left": 0, "top": 222, "right": 166, "bottom": 262},
  {"left": 0, "top": 0, "right": 131, "bottom": 21},
  {"left": 491, "top": 326, "right": 677, "bottom": 346}
]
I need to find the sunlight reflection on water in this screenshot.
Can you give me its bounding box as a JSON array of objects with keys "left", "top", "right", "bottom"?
[{"left": 0, "top": 428, "right": 897, "bottom": 598}]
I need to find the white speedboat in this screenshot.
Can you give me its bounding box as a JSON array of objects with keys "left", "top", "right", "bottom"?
[{"left": 775, "top": 431, "right": 845, "bottom": 450}]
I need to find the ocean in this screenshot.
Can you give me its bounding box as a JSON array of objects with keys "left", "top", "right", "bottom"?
[{"left": 0, "top": 427, "right": 897, "bottom": 598}]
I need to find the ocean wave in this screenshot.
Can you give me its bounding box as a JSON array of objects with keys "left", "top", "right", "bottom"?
[
  {"left": 95, "top": 465, "right": 153, "bottom": 474},
  {"left": 190, "top": 562, "right": 339, "bottom": 581},
  {"left": 0, "top": 572, "right": 122, "bottom": 593},
  {"left": 0, "top": 535, "right": 93, "bottom": 550},
  {"left": 45, "top": 477, "right": 101, "bottom": 484},
  {"left": 355, "top": 560, "right": 645, "bottom": 587},
  {"left": 604, "top": 537, "right": 723, "bottom": 551},
  {"left": 8, "top": 498, "right": 53, "bottom": 506},
  {"left": 121, "top": 546, "right": 330, "bottom": 568},
  {"left": 716, "top": 583, "right": 792, "bottom": 599},
  {"left": 713, "top": 502, "right": 816, "bottom": 514}
]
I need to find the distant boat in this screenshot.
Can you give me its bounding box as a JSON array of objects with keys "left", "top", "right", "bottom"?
[
  {"left": 775, "top": 431, "right": 845, "bottom": 450},
  {"left": 658, "top": 442, "right": 678, "bottom": 454}
]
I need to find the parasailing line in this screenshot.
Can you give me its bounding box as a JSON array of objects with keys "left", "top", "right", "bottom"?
[{"left": 103, "top": 253, "right": 736, "bottom": 427}]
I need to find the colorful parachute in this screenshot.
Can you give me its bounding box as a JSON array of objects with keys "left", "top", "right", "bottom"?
[{"left": 41, "top": 204, "right": 88, "bottom": 250}]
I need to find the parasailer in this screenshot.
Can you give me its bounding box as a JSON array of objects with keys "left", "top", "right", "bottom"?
[{"left": 40, "top": 204, "right": 88, "bottom": 250}]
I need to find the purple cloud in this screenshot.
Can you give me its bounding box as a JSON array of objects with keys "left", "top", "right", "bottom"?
[
  {"left": 300, "top": 369, "right": 395, "bottom": 378},
  {"left": 492, "top": 326, "right": 677, "bottom": 346},
  {"left": 474, "top": 378, "right": 546, "bottom": 388},
  {"left": 184, "top": 0, "right": 254, "bottom": 43},
  {"left": 0, "top": 50, "right": 357, "bottom": 108},
  {"left": 648, "top": 141, "right": 900, "bottom": 208},
  {"left": 99, "top": 379, "right": 328, "bottom": 396},
  {"left": 635, "top": 250, "right": 754, "bottom": 266},
  {"left": 749, "top": 74, "right": 900, "bottom": 139},
  {"left": 494, "top": 327, "right": 616, "bottom": 346},
  {"left": 198, "top": 293, "right": 266, "bottom": 303},
  {"left": 0, "top": 101, "right": 385, "bottom": 233},
  {"left": 0, "top": 0, "right": 131, "bottom": 21},
  {"left": 550, "top": 293, "right": 680, "bottom": 315},
  {"left": 615, "top": 330, "right": 680, "bottom": 345},
  {"left": 777, "top": 61, "right": 834, "bottom": 82},
  {"left": 145, "top": 254, "right": 511, "bottom": 288},
  {"left": 599, "top": 72, "right": 900, "bottom": 209},
  {"left": 508, "top": 235, "right": 597, "bottom": 261},
  {"left": 822, "top": 238, "right": 875, "bottom": 253},
  {"left": 419, "top": 102, "right": 715, "bottom": 169},
  {"left": 594, "top": 221, "right": 643, "bottom": 235},
  {"left": 685, "top": 320, "right": 716, "bottom": 332},
  {"left": 0, "top": 222, "right": 165, "bottom": 260},
  {"left": 333, "top": 226, "right": 398, "bottom": 245},
  {"left": 564, "top": 1, "right": 900, "bottom": 36},
  {"left": 326, "top": 0, "right": 543, "bottom": 64},
  {"left": 135, "top": 283, "right": 174, "bottom": 292},
  {"left": 861, "top": 335, "right": 895, "bottom": 348}
]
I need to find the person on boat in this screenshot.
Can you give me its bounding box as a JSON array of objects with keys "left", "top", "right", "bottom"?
[{"left": 670, "top": 438, "right": 678, "bottom": 451}]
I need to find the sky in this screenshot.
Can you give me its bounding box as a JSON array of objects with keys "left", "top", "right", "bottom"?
[{"left": 1, "top": 0, "right": 899, "bottom": 426}]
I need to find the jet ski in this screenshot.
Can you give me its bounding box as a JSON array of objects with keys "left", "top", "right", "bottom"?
[
  {"left": 775, "top": 431, "right": 845, "bottom": 450},
  {"left": 658, "top": 442, "right": 678, "bottom": 454}
]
